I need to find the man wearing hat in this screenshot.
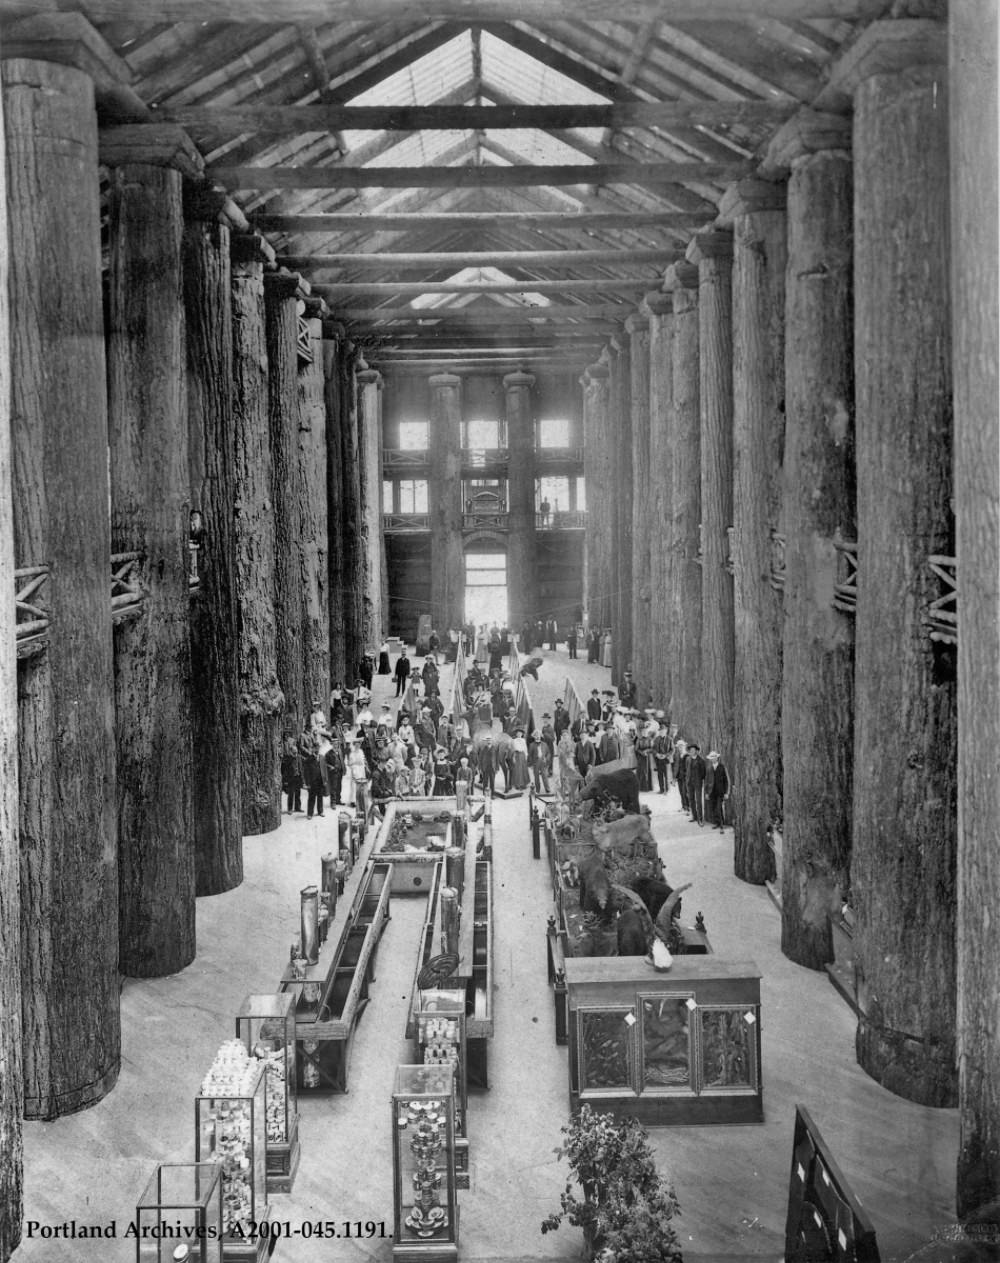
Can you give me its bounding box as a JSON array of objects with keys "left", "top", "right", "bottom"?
[
  {"left": 706, "top": 750, "right": 730, "bottom": 831},
  {"left": 686, "top": 743, "right": 707, "bottom": 826},
  {"left": 553, "top": 698, "right": 570, "bottom": 739},
  {"left": 376, "top": 703, "right": 394, "bottom": 732},
  {"left": 586, "top": 688, "right": 602, "bottom": 723},
  {"left": 619, "top": 670, "right": 637, "bottom": 709},
  {"left": 540, "top": 713, "right": 556, "bottom": 763},
  {"left": 652, "top": 718, "right": 673, "bottom": 794}
]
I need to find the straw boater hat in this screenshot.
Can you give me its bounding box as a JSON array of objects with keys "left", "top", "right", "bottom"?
[{"left": 708, "top": 751, "right": 720, "bottom": 760}]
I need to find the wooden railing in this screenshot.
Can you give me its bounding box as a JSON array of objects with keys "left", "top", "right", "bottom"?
[
  {"left": 382, "top": 448, "right": 430, "bottom": 470},
  {"left": 461, "top": 447, "right": 507, "bottom": 470},
  {"left": 535, "top": 510, "right": 586, "bottom": 530},
  {"left": 536, "top": 445, "right": 583, "bottom": 467},
  {"left": 463, "top": 511, "right": 509, "bottom": 532},
  {"left": 15, "top": 565, "right": 50, "bottom": 658},
  {"left": 832, "top": 531, "right": 858, "bottom": 614},
  {"left": 111, "top": 551, "right": 145, "bottom": 623},
  {"left": 296, "top": 314, "right": 313, "bottom": 364},
  {"left": 382, "top": 512, "right": 430, "bottom": 532},
  {"left": 925, "top": 554, "right": 957, "bottom": 645}
]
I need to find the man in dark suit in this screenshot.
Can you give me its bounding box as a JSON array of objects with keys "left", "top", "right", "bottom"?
[
  {"left": 598, "top": 722, "right": 620, "bottom": 766},
  {"left": 619, "top": 670, "right": 637, "bottom": 709},
  {"left": 575, "top": 730, "right": 596, "bottom": 778},
  {"left": 652, "top": 721, "right": 673, "bottom": 794},
  {"left": 686, "top": 743, "right": 707, "bottom": 825},
  {"left": 477, "top": 734, "right": 498, "bottom": 795},
  {"left": 706, "top": 750, "right": 730, "bottom": 830},
  {"left": 394, "top": 650, "right": 410, "bottom": 697},
  {"left": 586, "top": 689, "right": 602, "bottom": 723},
  {"left": 553, "top": 699, "right": 571, "bottom": 739}
]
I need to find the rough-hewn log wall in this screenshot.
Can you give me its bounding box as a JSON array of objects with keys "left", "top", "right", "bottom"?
[
  {"left": 769, "top": 117, "right": 855, "bottom": 969},
  {"left": 184, "top": 212, "right": 242, "bottom": 896},
  {"left": 953, "top": 0, "right": 1000, "bottom": 1218},
  {"left": 627, "top": 315, "right": 651, "bottom": 703},
  {"left": 5, "top": 56, "right": 119, "bottom": 1118},
  {"left": 729, "top": 184, "right": 787, "bottom": 885},
  {"left": 646, "top": 293, "right": 674, "bottom": 713},
  {"left": 505, "top": 370, "right": 537, "bottom": 629},
  {"left": 849, "top": 32, "right": 957, "bottom": 1107},
  {"left": 298, "top": 304, "right": 330, "bottom": 710},
  {"left": 323, "top": 326, "right": 347, "bottom": 688},
  {"left": 232, "top": 239, "right": 282, "bottom": 835}
]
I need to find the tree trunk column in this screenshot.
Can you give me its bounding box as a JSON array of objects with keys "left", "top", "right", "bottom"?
[
  {"left": 357, "top": 362, "right": 386, "bottom": 653},
  {"left": 104, "top": 138, "right": 197, "bottom": 979},
  {"left": 763, "top": 113, "right": 855, "bottom": 968},
  {"left": 583, "top": 362, "right": 611, "bottom": 631},
  {"left": 265, "top": 269, "right": 307, "bottom": 733},
  {"left": 322, "top": 322, "right": 347, "bottom": 689},
  {"left": 232, "top": 235, "right": 282, "bottom": 836},
  {"left": 665, "top": 264, "right": 704, "bottom": 742},
  {"left": 952, "top": 0, "right": 1000, "bottom": 1218},
  {"left": 504, "top": 371, "right": 537, "bottom": 630},
  {"left": 834, "top": 21, "right": 957, "bottom": 1106},
  {"left": 645, "top": 292, "right": 674, "bottom": 714},
  {"left": 4, "top": 41, "right": 119, "bottom": 1126},
  {"left": 687, "top": 231, "right": 735, "bottom": 759},
  {"left": 340, "top": 343, "right": 363, "bottom": 678},
  {"left": 626, "top": 314, "right": 651, "bottom": 706},
  {"left": 298, "top": 297, "right": 331, "bottom": 712},
  {"left": 183, "top": 194, "right": 242, "bottom": 897},
  {"left": 609, "top": 340, "right": 632, "bottom": 684},
  {"left": 723, "top": 178, "right": 787, "bottom": 885},
  {"left": 429, "top": 373, "right": 464, "bottom": 635}
]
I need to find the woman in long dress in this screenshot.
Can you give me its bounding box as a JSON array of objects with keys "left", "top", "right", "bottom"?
[
  {"left": 377, "top": 640, "right": 391, "bottom": 675},
  {"left": 510, "top": 730, "right": 530, "bottom": 790}
]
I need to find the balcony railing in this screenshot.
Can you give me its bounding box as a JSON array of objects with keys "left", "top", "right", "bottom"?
[
  {"left": 383, "top": 512, "right": 430, "bottom": 532},
  {"left": 463, "top": 511, "right": 509, "bottom": 532},
  {"left": 461, "top": 447, "right": 508, "bottom": 470},
  {"left": 535, "top": 510, "right": 587, "bottom": 530},
  {"left": 535, "top": 445, "right": 583, "bottom": 467},
  {"left": 383, "top": 449, "right": 431, "bottom": 470}
]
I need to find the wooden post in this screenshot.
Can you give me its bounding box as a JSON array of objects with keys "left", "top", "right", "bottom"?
[
  {"left": 358, "top": 362, "right": 386, "bottom": 652},
  {"left": 184, "top": 196, "right": 242, "bottom": 896},
  {"left": 951, "top": 0, "right": 1000, "bottom": 1216},
  {"left": 723, "top": 178, "right": 788, "bottom": 884},
  {"left": 645, "top": 292, "right": 674, "bottom": 713},
  {"left": 106, "top": 145, "right": 196, "bottom": 977},
  {"left": 232, "top": 235, "right": 282, "bottom": 835},
  {"left": 687, "top": 231, "right": 735, "bottom": 759},
  {"left": 665, "top": 264, "right": 704, "bottom": 742},
  {"left": 323, "top": 322, "right": 347, "bottom": 688},
  {"left": 504, "top": 371, "right": 537, "bottom": 629},
  {"left": 764, "top": 113, "right": 855, "bottom": 968},
  {"left": 340, "top": 343, "right": 364, "bottom": 678},
  {"left": 266, "top": 269, "right": 307, "bottom": 733},
  {"left": 833, "top": 21, "right": 957, "bottom": 1106},
  {"left": 298, "top": 297, "right": 331, "bottom": 711},
  {"left": 0, "top": 36, "right": 22, "bottom": 1257},
  {"left": 4, "top": 46, "right": 119, "bottom": 1117},
  {"left": 626, "top": 314, "right": 651, "bottom": 704},
  {"left": 609, "top": 340, "right": 632, "bottom": 684},
  {"left": 428, "top": 373, "right": 464, "bottom": 635},
  {"left": 583, "top": 363, "right": 611, "bottom": 630}
]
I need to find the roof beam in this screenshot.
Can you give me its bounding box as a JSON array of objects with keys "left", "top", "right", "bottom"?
[
  {"left": 318, "top": 280, "right": 656, "bottom": 295},
  {"left": 339, "top": 302, "right": 631, "bottom": 320},
  {"left": 253, "top": 211, "right": 699, "bottom": 232},
  {"left": 157, "top": 100, "right": 795, "bottom": 133},
  {"left": 210, "top": 160, "right": 751, "bottom": 188},
  {"left": 279, "top": 247, "right": 676, "bottom": 269}
]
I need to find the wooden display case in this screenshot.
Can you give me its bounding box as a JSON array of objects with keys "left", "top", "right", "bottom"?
[
  {"left": 391, "top": 1064, "right": 459, "bottom": 1263},
  {"left": 234, "top": 993, "right": 300, "bottom": 1194},
  {"left": 565, "top": 957, "right": 763, "bottom": 1125},
  {"left": 135, "top": 1163, "right": 223, "bottom": 1263},
  {"left": 373, "top": 798, "right": 484, "bottom": 894}
]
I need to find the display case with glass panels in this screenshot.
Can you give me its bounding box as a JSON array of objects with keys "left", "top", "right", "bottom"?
[
  {"left": 134, "top": 1163, "right": 223, "bottom": 1263},
  {"left": 235, "top": 993, "right": 300, "bottom": 1193},
  {"left": 391, "top": 1064, "right": 459, "bottom": 1263},
  {"left": 194, "top": 1042, "right": 270, "bottom": 1261},
  {"left": 415, "top": 989, "right": 468, "bottom": 1187}
]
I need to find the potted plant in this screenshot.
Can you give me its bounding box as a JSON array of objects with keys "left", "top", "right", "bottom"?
[{"left": 541, "top": 1106, "right": 683, "bottom": 1262}]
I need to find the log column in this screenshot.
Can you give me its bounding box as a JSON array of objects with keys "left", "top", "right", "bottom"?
[
  {"left": 340, "top": 343, "right": 363, "bottom": 676},
  {"left": 626, "top": 314, "right": 651, "bottom": 704},
  {"left": 4, "top": 26, "right": 119, "bottom": 1126},
  {"left": 504, "top": 370, "right": 537, "bottom": 629},
  {"left": 265, "top": 269, "right": 307, "bottom": 731},
  {"left": 952, "top": 0, "right": 1000, "bottom": 1218},
  {"left": 666, "top": 264, "right": 704, "bottom": 741},
  {"left": 357, "top": 361, "right": 386, "bottom": 652},
  {"left": 609, "top": 339, "right": 632, "bottom": 684},
  {"left": 645, "top": 292, "right": 674, "bottom": 713},
  {"left": 232, "top": 235, "right": 282, "bottom": 835},
  {"left": 298, "top": 297, "right": 331, "bottom": 710},
  {"left": 583, "top": 362, "right": 611, "bottom": 630},
  {"left": 0, "top": 36, "right": 22, "bottom": 1254},
  {"left": 183, "top": 190, "right": 241, "bottom": 896},
  {"left": 104, "top": 130, "right": 198, "bottom": 977},
  {"left": 687, "top": 231, "right": 735, "bottom": 757},
  {"left": 322, "top": 322, "right": 347, "bottom": 688},
  {"left": 764, "top": 113, "right": 855, "bottom": 967},
  {"left": 722, "top": 178, "right": 788, "bottom": 885},
  {"left": 428, "top": 373, "right": 464, "bottom": 634},
  {"left": 831, "top": 20, "right": 956, "bottom": 1105}
]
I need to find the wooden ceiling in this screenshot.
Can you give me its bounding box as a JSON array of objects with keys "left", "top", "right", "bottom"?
[{"left": 1, "top": 0, "right": 886, "bottom": 373}]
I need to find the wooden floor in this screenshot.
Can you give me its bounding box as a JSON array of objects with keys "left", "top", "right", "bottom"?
[{"left": 14, "top": 649, "right": 959, "bottom": 1263}]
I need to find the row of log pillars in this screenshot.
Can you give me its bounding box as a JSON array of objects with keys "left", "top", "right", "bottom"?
[{"left": 582, "top": 18, "right": 983, "bottom": 1124}]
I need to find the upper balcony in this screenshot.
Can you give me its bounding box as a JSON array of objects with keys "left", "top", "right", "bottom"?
[
  {"left": 382, "top": 445, "right": 584, "bottom": 475},
  {"left": 536, "top": 509, "right": 587, "bottom": 530},
  {"left": 383, "top": 512, "right": 430, "bottom": 534}
]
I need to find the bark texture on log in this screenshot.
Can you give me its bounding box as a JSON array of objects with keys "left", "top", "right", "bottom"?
[
  {"left": 107, "top": 161, "right": 194, "bottom": 978},
  {"left": 0, "top": 50, "right": 22, "bottom": 1259},
  {"left": 504, "top": 371, "right": 537, "bottom": 628},
  {"left": 852, "top": 61, "right": 957, "bottom": 1107},
  {"left": 340, "top": 347, "right": 364, "bottom": 677},
  {"left": 669, "top": 276, "right": 704, "bottom": 742},
  {"left": 647, "top": 299, "right": 673, "bottom": 713},
  {"left": 357, "top": 367, "right": 385, "bottom": 653},
  {"left": 583, "top": 365, "right": 612, "bottom": 631},
  {"left": 323, "top": 333, "right": 347, "bottom": 688},
  {"left": 6, "top": 58, "right": 119, "bottom": 1120},
  {"left": 266, "top": 273, "right": 305, "bottom": 731},
  {"left": 232, "top": 245, "right": 282, "bottom": 835},
  {"left": 610, "top": 343, "right": 633, "bottom": 684},
  {"left": 695, "top": 240, "right": 735, "bottom": 759},
  {"left": 731, "top": 199, "right": 786, "bottom": 886},
  {"left": 298, "top": 315, "right": 330, "bottom": 710},
  {"left": 184, "top": 215, "right": 242, "bottom": 896},
  {"left": 779, "top": 148, "right": 855, "bottom": 969},
  {"left": 627, "top": 318, "right": 652, "bottom": 704},
  {"left": 952, "top": 0, "right": 1000, "bottom": 1213},
  {"left": 429, "top": 373, "right": 464, "bottom": 635}
]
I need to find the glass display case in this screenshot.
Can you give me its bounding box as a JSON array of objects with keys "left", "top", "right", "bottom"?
[
  {"left": 565, "top": 958, "right": 763, "bottom": 1124},
  {"left": 415, "top": 989, "right": 468, "bottom": 1187},
  {"left": 195, "top": 1041, "right": 270, "bottom": 1262},
  {"left": 235, "top": 993, "right": 300, "bottom": 1193},
  {"left": 134, "top": 1163, "right": 223, "bottom": 1263},
  {"left": 391, "top": 1064, "right": 459, "bottom": 1263}
]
